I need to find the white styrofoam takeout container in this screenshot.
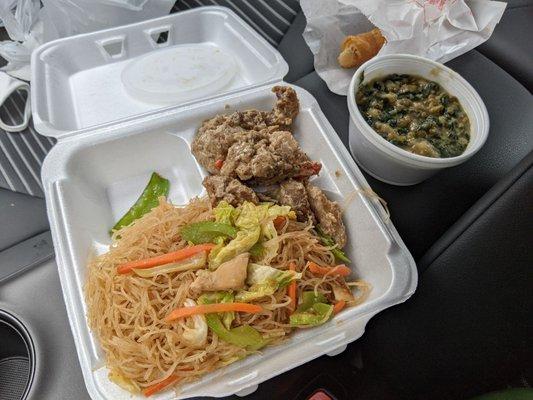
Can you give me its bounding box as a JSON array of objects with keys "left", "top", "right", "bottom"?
[
  {"left": 348, "top": 54, "right": 490, "bottom": 186},
  {"left": 31, "top": 7, "right": 418, "bottom": 400}
]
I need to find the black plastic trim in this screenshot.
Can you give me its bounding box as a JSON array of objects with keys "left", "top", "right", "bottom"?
[{"left": 419, "top": 150, "right": 533, "bottom": 271}]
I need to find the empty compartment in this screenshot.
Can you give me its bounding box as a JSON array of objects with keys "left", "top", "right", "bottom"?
[{"left": 60, "top": 130, "right": 204, "bottom": 255}]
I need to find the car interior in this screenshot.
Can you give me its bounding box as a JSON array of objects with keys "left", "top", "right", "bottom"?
[{"left": 0, "top": 1, "right": 531, "bottom": 400}]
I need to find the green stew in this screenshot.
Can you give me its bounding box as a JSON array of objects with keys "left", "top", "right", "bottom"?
[{"left": 356, "top": 74, "right": 470, "bottom": 158}]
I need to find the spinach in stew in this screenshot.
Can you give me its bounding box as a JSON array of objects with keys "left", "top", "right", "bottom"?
[{"left": 356, "top": 74, "right": 470, "bottom": 158}]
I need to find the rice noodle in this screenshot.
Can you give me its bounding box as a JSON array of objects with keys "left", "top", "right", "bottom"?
[{"left": 85, "top": 197, "right": 370, "bottom": 393}]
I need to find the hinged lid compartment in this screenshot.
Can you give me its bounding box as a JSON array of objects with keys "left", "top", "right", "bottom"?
[{"left": 31, "top": 6, "right": 289, "bottom": 139}]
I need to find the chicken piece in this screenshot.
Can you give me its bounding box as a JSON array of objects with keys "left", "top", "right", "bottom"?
[
  {"left": 332, "top": 284, "right": 355, "bottom": 303},
  {"left": 265, "top": 86, "right": 299, "bottom": 131},
  {"left": 273, "top": 179, "right": 315, "bottom": 223},
  {"left": 190, "top": 253, "right": 249, "bottom": 293},
  {"left": 220, "top": 130, "right": 321, "bottom": 186},
  {"left": 305, "top": 183, "right": 347, "bottom": 248},
  {"left": 191, "top": 86, "right": 300, "bottom": 175},
  {"left": 203, "top": 175, "right": 259, "bottom": 207}
]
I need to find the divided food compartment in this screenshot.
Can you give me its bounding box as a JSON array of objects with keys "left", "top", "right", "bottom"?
[{"left": 32, "top": 6, "right": 417, "bottom": 400}]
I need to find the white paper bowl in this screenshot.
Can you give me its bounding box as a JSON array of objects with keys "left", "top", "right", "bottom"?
[{"left": 347, "top": 54, "right": 489, "bottom": 186}]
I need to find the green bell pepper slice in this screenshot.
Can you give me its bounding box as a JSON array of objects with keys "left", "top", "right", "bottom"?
[
  {"left": 204, "top": 313, "right": 267, "bottom": 351},
  {"left": 316, "top": 226, "right": 351, "bottom": 263},
  {"left": 181, "top": 221, "right": 237, "bottom": 244},
  {"left": 199, "top": 293, "right": 267, "bottom": 350}
]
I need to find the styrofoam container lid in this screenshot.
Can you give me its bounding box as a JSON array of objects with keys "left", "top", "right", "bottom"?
[
  {"left": 31, "top": 7, "right": 289, "bottom": 139},
  {"left": 121, "top": 43, "right": 237, "bottom": 104}
]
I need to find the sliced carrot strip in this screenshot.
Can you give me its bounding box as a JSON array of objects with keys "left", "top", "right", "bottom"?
[
  {"left": 165, "top": 303, "right": 263, "bottom": 323},
  {"left": 333, "top": 300, "right": 346, "bottom": 315},
  {"left": 215, "top": 159, "right": 224, "bottom": 169},
  {"left": 143, "top": 375, "right": 179, "bottom": 397},
  {"left": 307, "top": 261, "right": 351, "bottom": 277},
  {"left": 288, "top": 262, "right": 297, "bottom": 313},
  {"left": 117, "top": 244, "right": 216, "bottom": 274}
]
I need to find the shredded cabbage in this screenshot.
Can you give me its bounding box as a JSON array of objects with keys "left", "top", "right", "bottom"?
[
  {"left": 267, "top": 204, "right": 295, "bottom": 219},
  {"left": 214, "top": 201, "right": 236, "bottom": 226},
  {"left": 235, "top": 281, "right": 278, "bottom": 302},
  {"left": 220, "top": 291, "right": 235, "bottom": 330},
  {"left": 108, "top": 372, "right": 137, "bottom": 393},
  {"left": 210, "top": 202, "right": 261, "bottom": 268},
  {"left": 179, "top": 299, "right": 208, "bottom": 347},
  {"left": 246, "top": 263, "right": 301, "bottom": 286},
  {"left": 258, "top": 203, "right": 295, "bottom": 262},
  {"left": 236, "top": 263, "right": 301, "bottom": 302},
  {"left": 209, "top": 201, "right": 298, "bottom": 268},
  {"left": 289, "top": 291, "right": 333, "bottom": 327}
]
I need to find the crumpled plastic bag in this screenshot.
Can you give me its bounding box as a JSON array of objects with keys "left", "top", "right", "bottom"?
[
  {"left": 0, "top": 0, "right": 175, "bottom": 81},
  {"left": 40, "top": 0, "right": 175, "bottom": 42},
  {"left": 0, "top": 0, "right": 42, "bottom": 81},
  {"left": 300, "top": 0, "right": 507, "bottom": 95}
]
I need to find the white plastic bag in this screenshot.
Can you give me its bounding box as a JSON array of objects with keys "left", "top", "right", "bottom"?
[
  {"left": 40, "top": 0, "right": 175, "bottom": 42},
  {"left": 301, "top": 0, "right": 507, "bottom": 95},
  {"left": 0, "top": 0, "right": 42, "bottom": 81},
  {"left": 0, "top": 1, "right": 18, "bottom": 27},
  {"left": 0, "top": 0, "right": 175, "bottom": 81}
]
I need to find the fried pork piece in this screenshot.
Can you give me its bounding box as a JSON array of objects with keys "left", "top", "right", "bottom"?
[
  {"left": 191, "top": 86, "right": 304, "bottom": 175},
  {"left": 220, "top": 130, "right": 321, "bottom": 186},
  {"left": 272, "top": 179, "right": 315, "bottom": 223},
  {"left": 305, "top": 183, "right": 347, "bottom": 248},
  {"left": 203, "top": 175, "right": 259, "bottom": 207},
  {"left": 192, "top": 114, "right": 248, "bottom": 174},
  {"left": 266, "top": 86, "right": 300, "bottom": 131},
  {"left": 270, "top": 180, "right": 347, "bottom": 247}
]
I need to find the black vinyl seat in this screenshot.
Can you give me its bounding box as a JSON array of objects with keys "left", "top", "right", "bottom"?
[
  {"left": 360, "top": 151, "right": 533, "bottom": 400},
  {"left": 477, "top": 0, "right": 533, "bottom": 92}
]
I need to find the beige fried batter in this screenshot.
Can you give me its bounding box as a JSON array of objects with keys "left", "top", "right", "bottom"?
[
  {"left": 338, "top": 28, "right": 385, "bottom": 69},
  {"left": 191, "top": 86, "right": 320, "bottom": 186}
]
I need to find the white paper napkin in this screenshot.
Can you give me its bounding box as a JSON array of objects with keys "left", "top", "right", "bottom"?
[{"left": 301, "top": 0, "right": 507, "bottom": 95}]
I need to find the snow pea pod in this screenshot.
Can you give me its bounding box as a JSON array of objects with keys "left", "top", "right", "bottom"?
[{"left": 111, "top": 172, "right": 169, "bottom": 234}]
